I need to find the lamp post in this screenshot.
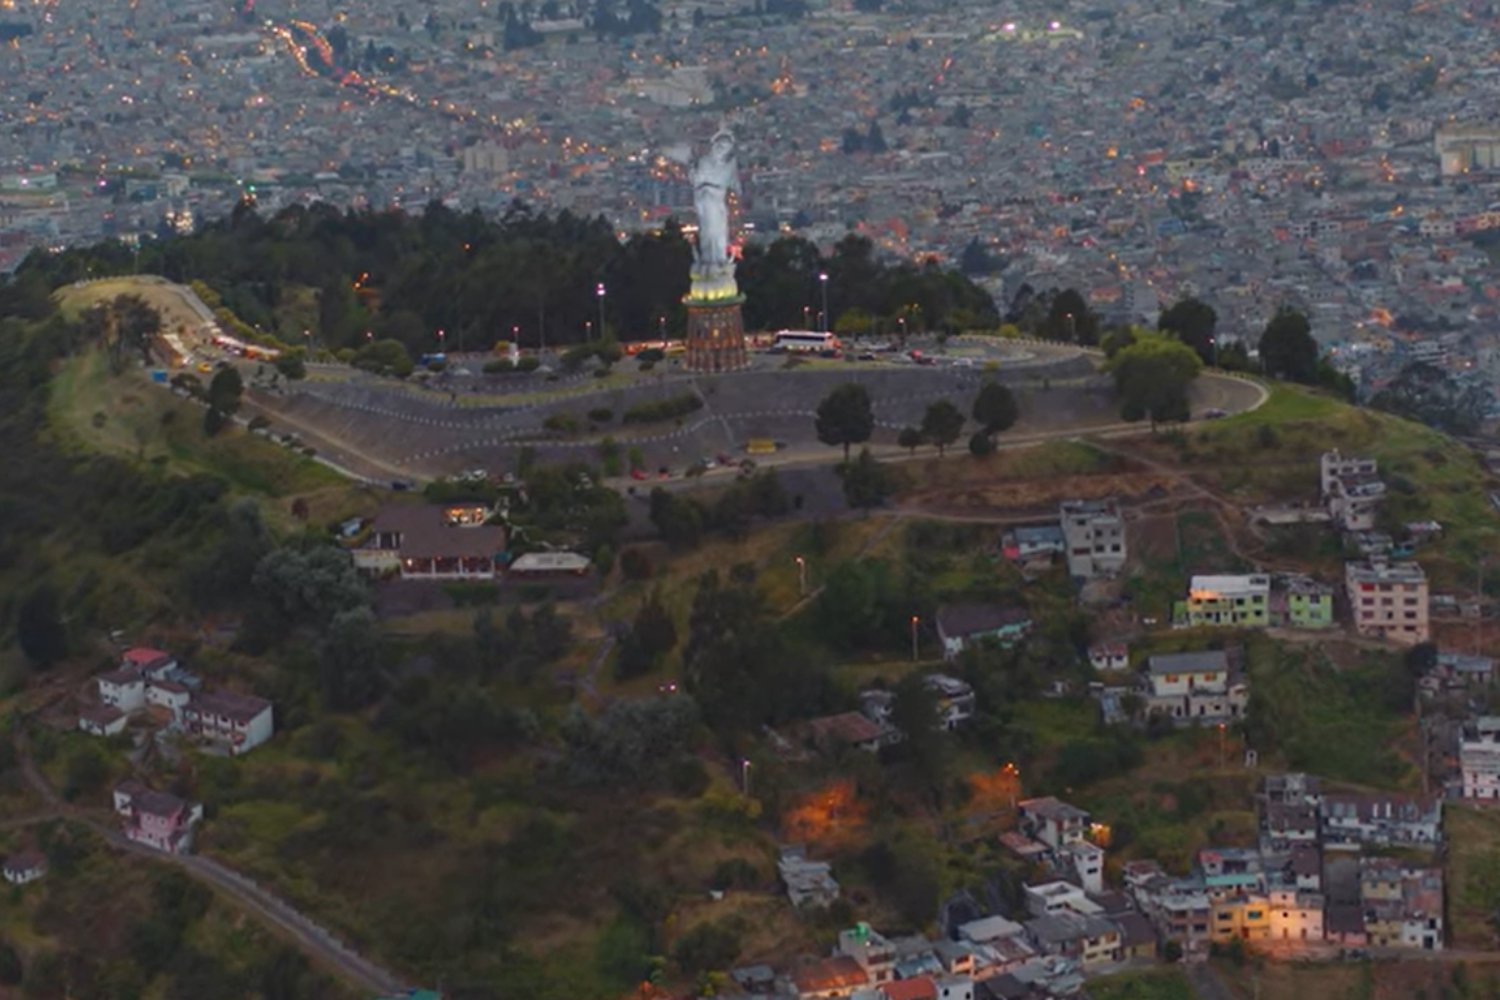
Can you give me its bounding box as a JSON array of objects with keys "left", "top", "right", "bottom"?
[
  {"left": 818, "top": 272, "right": 830, "bottom": 332},
  {"left": 596, "top": 282, "right": 606, "bottom": 341},
  {"left": 585, "top": 319, "right": 593, "bottom": 339},
  {"left": 1065, "top": 311, "right": 1076, "bottom": 342},
  {"left": 795, "top": 555, "right": 807, "bottom": 596},
  {"left": 740, "top": 759, "right": 752, "bottom": 795},
  {"left": 803, "top": 305, "right": 811, "bottom": 330},
  {"left": 910, "top": 615, "right": 920, "bottom": 662},
  {"left": 437, "top": 328, "right": 445, "bottom": 353}
]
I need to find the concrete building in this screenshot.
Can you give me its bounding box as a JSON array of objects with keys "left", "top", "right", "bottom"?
[
  {"left": 1180, "top": 574, "right": 1271, "bottom": 628},
  {"left": 1460, "top": 716, "right": 1500, "bottom": 800},
  {"left": 1142, "top": 649, "right": 1248, "bottom": 724},
  {"left": 1059, "top": 499, "right": 1126, "bottom": 579},
  {"left": 1345, "top": 560, "right": 1429, "bottom": 644}
]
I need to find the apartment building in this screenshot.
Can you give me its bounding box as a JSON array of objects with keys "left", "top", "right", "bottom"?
[
  {"left": 1059, "top": 499, "right": 1126, "bottom": 579},
  {"left": 1345, "top": 560, "right": 1429, "bottom": 644},
  {"left": 1320, "top": 450, "right": 1385, "bottom": 531}
]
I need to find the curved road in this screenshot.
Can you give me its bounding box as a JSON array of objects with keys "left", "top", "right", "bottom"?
[{"left": 12, "top": 731, "right": 407, "bottom": 996}]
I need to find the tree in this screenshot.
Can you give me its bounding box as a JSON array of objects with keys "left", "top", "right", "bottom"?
[
  {"left": 0, "top": 940, "right": 20, "bottom": 986},
  {"left": 1040, "top": 288, "right": 1098, "bottom": 344},
  {"left": 633, "top": 589, "right": 678, "bottom": 660},
  {"left": 1158, "top": 297, "right": 1217, "bottom": 364},
  {"left": 1108, "top": 332, "right": 1202, "bottom": 430},
  {"left": 274, "top": 348, "right": 307, "bottom": 380},
  {"left": 897, "top": 426, "right": 923, "bottom": 456},
  {"left": 207, "top": 366, "right": 243, "bottom": 415},
  {"left": 649, "top": 488, "right": 705, "bottom": 548},
  {"left": 920, "top": 399, "right": 965, "bottom": 456},
  {"left": 968, "top": 431, "right": 994, "bottom": 457},
  {"left": 252, "top": 545, "right": 370, "bottom": 626},
  {"left": 1259, "top": 307, "right": 1319, "bottom": 383},
  {"left": 815, "top": 383, "right": 874, "bottom": 460},
  {"left": 317, "top": 607, "right": 385, "bottom": 710},
  {"left": 890, "top": 672, "right": 950, "bottom": 793},
  {"left": 841, "top": 448, "right": 893, "bottom": 510},
  {"left": 16, "top": 585, "right": 66, "bottom": 667},
  {"left": 971, "top": 380, "right": 1018, "bottom": 436}
]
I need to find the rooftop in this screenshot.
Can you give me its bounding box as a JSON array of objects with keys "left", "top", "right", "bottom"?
[{"left": 1147, "top": 649, "right": 1230, "bottom": 675}]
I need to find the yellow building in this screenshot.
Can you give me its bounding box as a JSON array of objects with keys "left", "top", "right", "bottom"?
[{"left": 1210, "top": 895, "right": 1272, "bottom": 943}]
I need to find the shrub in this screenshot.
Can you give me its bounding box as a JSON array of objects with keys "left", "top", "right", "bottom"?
[
  {"left": 543, "top": 413, "right": 581, "bottom": 433},
  {"left": 483, "top": 358, "right": 515, "bottom": 374},
  {"left": 588, "top": 407, "right": 614, "bottom": 424},
  {"left": 623, "top": 393, "right": 704, "bottom": 424},
  {"left": 968, "top": 431, "right": 995, "bottom": 457},
  {"left": 620, "top": 548, "right": 653, "bottom": 580},
  {"left": 1257, "top": 424, "right": 1279, "bottom": 448},
  {"left": 248, "top": 414, "right": 271, "bottom": 431},
  {"left": 637, "top": 347, "right": 666, "bottom": 363},
  {"left": 517, "top": 356, "right": 541, "bottom": 372}
]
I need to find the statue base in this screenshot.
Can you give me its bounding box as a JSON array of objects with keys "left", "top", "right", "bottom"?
[{"left": 684, "top": 292, "right": 748, "bottom": 374}]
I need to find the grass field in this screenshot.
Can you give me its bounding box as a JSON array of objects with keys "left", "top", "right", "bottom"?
[
  {"left": 1088, "top": 968, "right": 1195, "bottom": 1000},
  {"left": 49, "top": 349, "right": 347, "bottom": 500},
  {"left": 1446, "top": 805, "right": 1500, "bottom": 949},
  {"left": 1129, "top": 383, "right": 1499, "bottom": 590},
  {"left": 1217, "top": 958, "right": 1500, "bottom": 1000}
]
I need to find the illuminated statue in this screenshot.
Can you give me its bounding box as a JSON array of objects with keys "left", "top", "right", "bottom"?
[{"left": 689, "top": 128, "right": 739, "bottom": 276}]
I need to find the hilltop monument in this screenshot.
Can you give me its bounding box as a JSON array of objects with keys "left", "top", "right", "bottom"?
[{"left": 677, "top": 127, "right": 748, "bottom": 372}]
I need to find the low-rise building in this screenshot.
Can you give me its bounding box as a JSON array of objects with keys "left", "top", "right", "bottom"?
[
  {"left": 355, "top": 504, "right": 507, "bottom": 580},
  {"left": 934, "top": 604, "right": 1032, "bottom": 659},
  {"left": 77, "top": 703, "right": 128, "bottom": 738},
  {"left": 779, "top": 846, "right": 840, "bottom": 908},
  {"left": 1180, "top": 574, "right": 1271, "bottom": 628},
  {"left": 1142, "top": 650, "right": 1248, "bottom": 724},
  {"left": 1017, "top": 797, "right": 1090, "bottom": 852},
  {"left": 1002, "top": 524, "right": 1066, "bottom": 562},
  {"left": 838, "top": 923, "right": 896, "bottom": 985},
  {"left": 1345, "top": 560, "right": 1429, "bottom": 644},
  {"left": 791, "top": 956, "right": 869, "bottom": 1000},
  {"left": 1023, "top": 912, "right": 1121, "bottom": 968},
  {"left": 1459, "top": 716, "right": 1500, "bottom": 800},
  {"left": 924, "top": 674, "right": 976, "bottom": 730},
  {"left": 1059, "top": 499, "right": 1126, "bottom": 579},
  {"left": 1273, "top": 575, "right": 1336, "bottom": 629},
  {"left": 1321, "top": 792, "right": 1442, "bottom": 848},
  {"left": 2, "top": 851, "right": 47, "bottom": 886},
  {"left": 113, "top": 781, "right": 204, "bottom": 855},
  {"left": 181, "top": 690, "right": 274, "bottom": 755}
]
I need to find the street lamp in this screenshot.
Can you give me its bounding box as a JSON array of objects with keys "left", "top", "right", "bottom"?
[
  {"left": 910, "top": 615, "right": 920, "bottom": 662},
  {"left": 437, "top": 328, "right": 445, "bottom": 351},
  {"left": 1064, "top": 312, "right": 1076, "bottom": 341},
  {"left": 795, "top": 555, "right": 807, "bottom": 596},
  {"left": 596, "top": 282, "right": 606, "bottom": 341},
  {"left": 585, "top": 319, "right": 593, "bottom": 339},
  {"left": 803, "top": 305, "right": 812, "bottom": 330},
  {"left": 740, "top": 759, "right": 752, "bottom": 795},
  {"left": 818, "top": 272, "right": 830, "bottom": 332}
]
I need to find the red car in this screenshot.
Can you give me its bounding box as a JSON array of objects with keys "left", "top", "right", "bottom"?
[{"left": 629, "top": 467, "right": 648, "bottom": 480}]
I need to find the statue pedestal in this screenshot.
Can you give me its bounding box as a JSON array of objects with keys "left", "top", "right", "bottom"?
[{"left": 684, "top": 272, "right": 747, "bottom": 373}]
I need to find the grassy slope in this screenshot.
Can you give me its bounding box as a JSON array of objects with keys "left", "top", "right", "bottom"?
[
  {"left": 1446, "top": 806, "right": 1500, "bottom": 949},
  {"left": 0, "top": 822, "right": 356, "bottom": 998},
  {"left": 1088, "top": 968, "right": 1195, "bottom": 1000},
  {"left": 1176, "top": 383, "right": 1498, "bottom": 588}
]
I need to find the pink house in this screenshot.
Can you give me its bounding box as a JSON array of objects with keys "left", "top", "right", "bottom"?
[{"left": 113, "top": 781, "right": 203, "bottom": 854}]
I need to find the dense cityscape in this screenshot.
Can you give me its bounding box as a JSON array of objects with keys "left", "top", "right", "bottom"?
[{"left": 9, "top": 1, "right": 1500, "bottom": 1000}]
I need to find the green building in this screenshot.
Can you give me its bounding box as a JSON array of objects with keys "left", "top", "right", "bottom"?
[{"left": 1280, "top": 576, "right": 1335, "bottom": 629}]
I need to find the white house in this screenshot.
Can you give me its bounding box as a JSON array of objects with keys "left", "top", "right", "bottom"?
[
  {"left": 77, "top": 703, "right": 128, "bottom": 738},
  {"left": 181, "top": 691, "right": 274, "bottom": 755},
  {"left": 146, "top": 680, "right": 193, "bottom": 715},
  {"left": 97, "top": 666, "right": 146, "bottom": 713},
  {"left": 1062, "top": 840, "right": 1106, "bottom": 894},
  {"left": 2, "top": 851, "right": 47, "bottom": 886},
  {"left": 1018, "top": 797, "right": 1090, "bottom": 851},
  {"left": 1460, "top": 717, "right": 1500, "bottom": 800},
  {"left": 1142, "top": 650, "right": 1248, "bottom": 724}
]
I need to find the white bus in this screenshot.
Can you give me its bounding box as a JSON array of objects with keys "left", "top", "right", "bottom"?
[{"left": 771, "top": 330, "right": 842, "bottom": 354}]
